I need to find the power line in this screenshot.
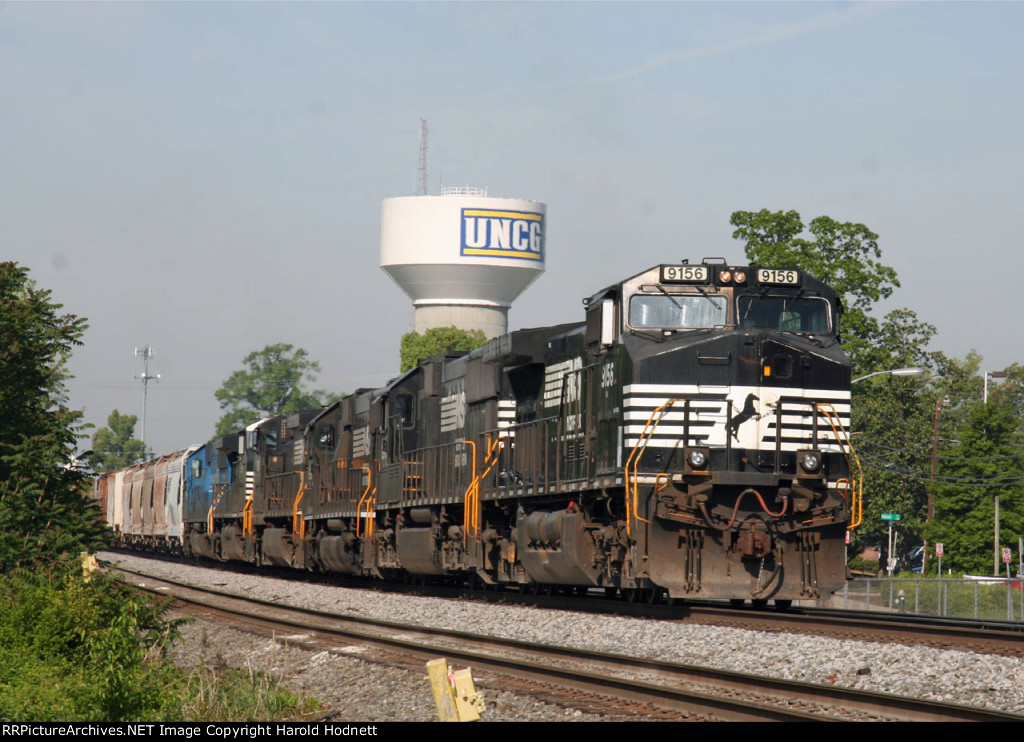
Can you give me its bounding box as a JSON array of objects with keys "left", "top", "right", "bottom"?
[{"left": 857, "top": 438, "right": 1024, "bottom": 461}]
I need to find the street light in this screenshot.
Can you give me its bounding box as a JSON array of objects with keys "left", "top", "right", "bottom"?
[{"left": 851, "top": 367, "right": 925, "bottom": 384}]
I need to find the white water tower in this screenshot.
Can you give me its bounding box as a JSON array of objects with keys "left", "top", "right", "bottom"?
[{"left": 380, "top": 187, "right": 546, "bottom": 339}]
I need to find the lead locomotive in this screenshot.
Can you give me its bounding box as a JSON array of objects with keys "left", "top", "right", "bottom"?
[{"left": 100, "top": 261, "right": 856, "bottom": 606}]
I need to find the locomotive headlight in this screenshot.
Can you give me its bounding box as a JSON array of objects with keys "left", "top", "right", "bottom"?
[
  {"left": 733, "top": 271, "right": 747, "bottom": 284},
  {"left": 687, "top": 447, "right": 709, "bottom": 470},
  {"left": 798, "top": 450, "right": 822, "bottom": 474},
  {"left": 718, "top": 270, "right": 733, "bottom": 283}
]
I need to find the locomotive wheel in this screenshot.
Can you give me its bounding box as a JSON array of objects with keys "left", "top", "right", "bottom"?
[
  {"left": 604, "top": 587, "right": 619, "bottom": 600},
  {"left": 751, "top": 599, "right": 769, "bottom": 610},
  {"left": 774, "top": 599, "right": 793, "bottom": 611},
  {"left": 646, "top": 588, "right": 663, "bottom": 605},
  {"left": 729, "top": 598, "right": 745, "bottom": 608}
]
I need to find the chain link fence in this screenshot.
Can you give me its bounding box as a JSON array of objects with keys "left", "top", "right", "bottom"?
[{"left": 834, "top": 577, "right": 1024, "bottom": 621}]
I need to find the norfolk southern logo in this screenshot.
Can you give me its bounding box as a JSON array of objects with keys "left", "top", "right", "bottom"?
[{"left": 460, "top": 209, "right": 544, "bottom": 262}]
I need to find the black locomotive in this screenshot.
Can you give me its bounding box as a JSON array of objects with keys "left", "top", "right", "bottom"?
[{"left": 99, "top": 261, "right": 857, "bottom": 605}]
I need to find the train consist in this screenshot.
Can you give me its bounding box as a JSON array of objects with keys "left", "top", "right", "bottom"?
[{"left": 96, "top": 261, "right": 858, "bottom": 605}]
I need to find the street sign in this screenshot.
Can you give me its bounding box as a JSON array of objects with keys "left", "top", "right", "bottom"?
[
  {"left": 1002, "top": 548, "right": 1012, "bottom": 564},
  {"left": 936, "top": 542, "right": 944, "bottom": 557},
  {"left": 881, "top": 513, "right": 901, "bottom": 521}
]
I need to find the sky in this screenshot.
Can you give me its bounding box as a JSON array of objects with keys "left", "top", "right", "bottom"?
[{"left": 3, "top": 1, "right": 1022, "bottom": 456}]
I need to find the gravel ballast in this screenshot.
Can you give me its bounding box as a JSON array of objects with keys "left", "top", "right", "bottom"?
[{"left": 105, "top": 552, "right": 1024, "bottom": 721}]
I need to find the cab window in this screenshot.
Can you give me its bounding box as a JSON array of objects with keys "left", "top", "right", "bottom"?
[
  {"left": 629, "top": 294, "right": 727, "bottom": 329},
  {"left": 738, "top": 296, "right": 830, "bottom": 333}
]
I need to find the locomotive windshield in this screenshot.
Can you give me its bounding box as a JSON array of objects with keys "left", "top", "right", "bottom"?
[
  {"left": 629, "top": 294, "right": 727, "bottom": 329},
  {"left": 738, "top": 295, "right": 831, "bottom": 333}
]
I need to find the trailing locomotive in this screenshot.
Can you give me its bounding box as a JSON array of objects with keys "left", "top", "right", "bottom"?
[{"left": 100, "top": 261, "right": 858, "bottom": 605}]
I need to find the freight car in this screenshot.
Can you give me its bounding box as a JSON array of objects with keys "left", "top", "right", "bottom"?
[
  {"left": 101, "top": 261, "right": 859, "bottom": 606},
  {"left": 97, "top": 446, "right": 198, "bottom": 553}
]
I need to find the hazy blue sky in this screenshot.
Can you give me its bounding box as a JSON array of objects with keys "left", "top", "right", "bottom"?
[{"left": 3, "top": 1, "right": 1021, "bottom": 455}]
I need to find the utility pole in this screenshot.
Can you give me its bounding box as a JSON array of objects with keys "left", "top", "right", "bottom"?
[
  {"left": 923, "top": 395, "right": 946, "bottom": 573},
  {"left": 134, "top": 346, "right": 160, "bottom": 451},
  {"left": 985, "top": 370, "right": 1007, "bottom": 575}
]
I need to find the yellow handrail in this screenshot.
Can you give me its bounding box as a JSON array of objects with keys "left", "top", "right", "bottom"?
[
  {"left": 461, "top": 434, "right": 505, "bottom": 543},
  {"left": 356, "top": 462, "right": 379, "bottom": 539},
  {"left": 459, "top": 439, "right": 477, "bottom": 542},
  {"left": 207, "top": 483, "right": 227, "bottom": 535},
  {"left": 815, "top": 402, "right": 863, "bottom": 529},
  {"left": 291, "top": 471, "right": 307, "bottom": 539},
  {"left": 356, "top": 465, "right": 372, "bottom": 537},
  {"left": 624, "top": 399, "right": 682, "bottom": 538},
  {"left": 242, "top": 496, "right": 253, "bottom": 537}
]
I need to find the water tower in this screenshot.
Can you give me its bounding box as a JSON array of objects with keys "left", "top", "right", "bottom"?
[{"left": 380, "top": 187, "right": 546, "bottom": 339}]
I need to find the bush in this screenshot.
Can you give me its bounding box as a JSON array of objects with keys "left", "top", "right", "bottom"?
[
  {"left": 0, "top": 561, "right": 181, "bottom": 720},
  {"left": 847, "top": 555, "right": 879, "bottom": 575},
  {"left": 0, "top": 560, "right": 319, "bottom": 721}
]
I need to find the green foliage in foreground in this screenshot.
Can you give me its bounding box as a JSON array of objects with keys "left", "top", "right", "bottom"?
[
  {"left": 0, "top": 561, "right": 319, "bottom": 722},
  {"left": 0, "top": 262, "right": 107, "bottom": 572}
]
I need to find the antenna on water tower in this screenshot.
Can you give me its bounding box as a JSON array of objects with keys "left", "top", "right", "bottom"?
[{"left": 417, "top": 119, "right": 428, "bottom": 196}]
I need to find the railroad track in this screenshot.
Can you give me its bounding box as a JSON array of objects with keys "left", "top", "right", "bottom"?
[
  {"left": 115, "top": 565, "right": 1022, "bottom": 722},
  {"left": 109, "top": 550, "right": 1024, "bottom": 658},
  {"left": 667, "top": 603, "right": 1024, "bottom": 658}
]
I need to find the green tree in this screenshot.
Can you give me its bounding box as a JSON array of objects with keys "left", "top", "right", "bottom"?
[
  {"left": 215, "top": 344, "right": 333, "bottom": 436},
  {"left": 847, "top": 310, "right": 948, "bottom": 553},
  {"left": 925, "top": 400, "right": 1024, "bottom": 575},
  {"left": 851, "top": 373, "right": 938, "bottom": 558},
  {"left": 90, "top": 410, "right": 148, "bottom": 473},
  {"left": 730, "top": 209, "right": 903, "bottom": 375},
  {"left": 400, "top": 326, "right": 488, "bottom": 372},
  {"left": 0, "top": 263, "right": 106, "bottom": 571}
]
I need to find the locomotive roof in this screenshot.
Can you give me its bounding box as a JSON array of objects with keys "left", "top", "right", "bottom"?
[{"left": 585, "top": 262, "right": 835, "bottom": 306}]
